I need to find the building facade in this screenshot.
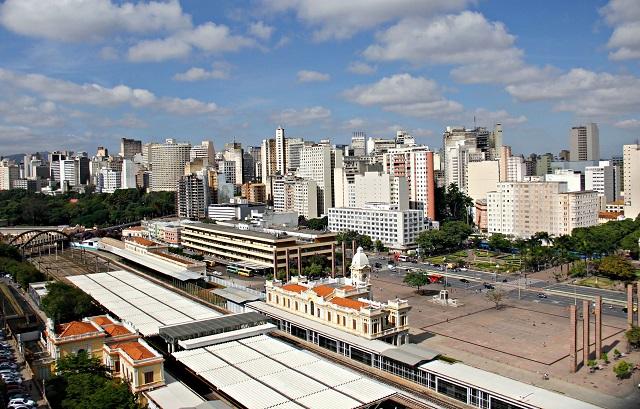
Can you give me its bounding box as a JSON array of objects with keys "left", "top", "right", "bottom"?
[
  {"left": 570, "top": 123, "right": 599, "bottom": 162},
  {"left": 150, "top": 139, "right": 191, "bottom": 192},
  {"left": 624, "top": 144, "right": 640, "bottom": 219},
  {"left": 383, "top": 147, "right": 435, "bottom": 218}
]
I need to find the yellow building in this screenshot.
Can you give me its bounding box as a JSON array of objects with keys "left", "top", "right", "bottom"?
[
  {"left": 265, "top": 247, "right": 411, "bottom": 345},
  {"left": 44, "top": 315, "right": 165, "bottom": 393}
]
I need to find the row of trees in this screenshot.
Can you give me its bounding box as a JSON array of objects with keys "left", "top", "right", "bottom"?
[
  {"left": 46, "top": 352, "right": 144, "bottom": 409},
  {"left": 416, "top": 221, "right": 473, "bottom": 256},
  {"left": 0, "top": 188, "right": 175, "bottom": 227},
  {"left": 0, "top": 243, "right": 45, "bottom": 288},
  {"left": 41, "top": 282, "right": 96, "bottom": 323}
]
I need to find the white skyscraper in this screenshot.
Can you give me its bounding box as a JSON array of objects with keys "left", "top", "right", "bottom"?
[
  {"left": 121, "top": 159, "right": 138, "bottom": 189},
  {"left": 99, "top": 168, "right": 121, "bottom": 193},
  {"left": 570, "top": 123, "right": 599, "bottom": 161},
  {"left": 0, "top": 160, "right": 20, "bottom": 190},
  {"left": 59, "top": 159, "right": 78, "bottom": 187},
  {"left": 298, "top": 144, "right": 333, "bottom": 215},
  {"left": 585, "top": 161, "right": 619, "bottom": 208},
  {"left": 624, "top": 144, "right": 640, "bottom": 219},
  {"left": 150, "top": 139, "right": 191, "bottom": 192},
  {"left": 275, "top": 127, "right": 286, "bottom": 174}
]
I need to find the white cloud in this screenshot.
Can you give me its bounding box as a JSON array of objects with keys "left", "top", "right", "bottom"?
[
  {"left": 263, "top": 0, "right": 471, "bottom": 41},
  {"left": 505, "top": 68, "right": 640, "bottom": 117},
  {"left": 0, "top": 96, "right": 65, "bottom": 128},
  {"left": 99, "top": 114, "right": 148, "bottom": 129},
  {"left": 601, "top": 0, "right": 640, "bottom": 60},
  {"left": 347, "top": 61, "right": 376, "bottom": 75},
  {"left": 0, "top": 0, "right": 191, "bottom": 42},
  {"left": 614, "top": 119, "right": 640, "bottom": 129},
  {"left": 272, "top": 106, "right": 331, "bottom": 125},
  {"left": 0, "top": 68, "right": 220, "bottom": 116},
  {"left": 365, "top": 12, "right": 515, "bottom": 65},
  {"left": 275, "top": 36, "right": 291, "bottom": 48},
  {"left": 128, "top": 22, "right": 255, "bottom": 62},
  {"left": 297, "top": 70, "right": 330, "bottom": 82},
  {"left": 343, "top": 73, "right": 463, "bottom": 118},
  {"left": 467, "top": 108, "right": 527, "bottom": 127},
  {"left": 174, "top": 62, "right": 232, "bottom": 81},
  {"left": 249, "top": 21, "right": 274, "bottom": 40},
  {"left": 342, "top": 118, "right": 365, "bottom": 129}
]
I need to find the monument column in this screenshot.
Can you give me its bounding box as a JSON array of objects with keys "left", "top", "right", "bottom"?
[
  {"left": 627, "top": 284, "right": 634, "bottom": 330},
  {"left": 569, "top": 305, "right": 577, "bottom": 373},
  {"left": 331, "top": 243, "right": 336, "bottom": 278},
  {"left": 595, "top": 295, "right": 602, "bottom": 359},
  {"left": 583, "top": 300, "right": 590, "bottom": 366},
  {"left": 285, "top": 248, "right": 290, "bottom": 282}
]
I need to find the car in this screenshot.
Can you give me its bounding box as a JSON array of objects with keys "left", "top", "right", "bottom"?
[
  {"left": 483, "top": 282, "right": 495, "bottom": 289},
  {"left": 459, "top": 278, "right": 470, "bottom": 283},
  {"left": 9, "top": 397, "right": 35, "bottom": 407},
  {"left": 387, "top": 264, "right": 396, "bottom": 270},
  {"left": 374, "top": 262, "right": 382, "bottom": 268},
  {"left": 537, "top": 293, "right": 548, "bottom": 298},
  {"left": 502, "top": 278, "right": 508, "bottom": 282},
  {"left": 460, "top": 267, "right": 468, "bottom": 271}
]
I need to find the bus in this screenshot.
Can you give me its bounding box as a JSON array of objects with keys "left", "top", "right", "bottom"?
[{"left": 226, "top": 264, "right": 253, "bottom": 277}]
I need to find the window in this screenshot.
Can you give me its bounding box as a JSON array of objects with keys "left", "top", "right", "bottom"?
[
  {"left": 352, "top": 319, "right": 357, "bottom": 329},
  {"left": 144, "top": 371, "right": 154, "bottom": 384},
  {"left": 114, "top": 361, "right": 120, "bottom": 372}
]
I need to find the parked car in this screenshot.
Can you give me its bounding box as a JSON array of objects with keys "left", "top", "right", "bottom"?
[
  {"left": 374, "top": 262, "right": 382, "bottom": 268},
  {"left": 460, "top": 278, "right": 470, "bottom": 283},
  {"left": 483, "top": 283, "right": 495, "bottom": 289},
  {"left": 8, "top": 398, "right": 35, "bottom": 407},
  {"left": 387, "top": 264, "right": 396, "bottom": 271},
  {"left": 459, "top": 267, "right": 468, "bottom": 271},
  {"left": 502, "top": 278, "right": 508, "bottom": 282},
  {"left": 537, "top": 293, "right": 548, "bottom": 299}
]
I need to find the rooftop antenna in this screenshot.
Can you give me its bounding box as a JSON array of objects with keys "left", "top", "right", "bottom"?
[{"left": 473, "top": 115, "right": 477, "bottom": 128}]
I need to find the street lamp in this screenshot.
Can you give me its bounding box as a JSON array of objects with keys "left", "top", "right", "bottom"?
[{"left": 495, "top": 264, "right": 499, "bottom": 282}]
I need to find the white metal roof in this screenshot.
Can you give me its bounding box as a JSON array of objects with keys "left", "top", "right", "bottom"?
[
  {"left": 178, "top": 323, "right": 277, "bottom": 350},
  {"left": 419, "top": 360, "right": 600, "bottom": 409},
  {"left": 173, "top": 334, "right": 408, "bottom": 409},
  {"left": 67, "top": 270, "right": 221, "bottom": 336},
  {"left": 144, "top": 372, "right": 204, "bottom": 409}
]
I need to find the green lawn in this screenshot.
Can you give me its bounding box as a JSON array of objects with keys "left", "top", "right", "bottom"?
[{"left": 575, "top": 276, "right": 617, "bottom": 290}]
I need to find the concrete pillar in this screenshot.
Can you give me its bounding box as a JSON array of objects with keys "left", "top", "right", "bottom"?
[
  {"left": 595, "top": 295, "right": 602, "bottom": 359},
  {"left": 331, "top": 243, "right": 336, "bottom": 278},
  {"left": 297, "top": 247, "right": 302, "bottom": 276},
  {"left": 569, "top": 305, "right": 577, "bottom": 373},
  {"left": 285, "top": 248, "right": 290, "bottom": 282},
  {"left": 341, "top": 241, "right": 346, "bottom": 276},
  {"left": 627, "top": 284, "right": 634, "bottom": 329},
  {"left": 583, "top": 300, "right": 590, "bottom": 365},
  {"left": 273, "top": 251, "right": 278, "bottom": 279},
  {"left": 352, "top": 240, "right": 356, "bottom": 255}
]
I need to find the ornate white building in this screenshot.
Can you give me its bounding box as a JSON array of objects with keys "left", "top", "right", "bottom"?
[{"left": 265, "top": 248, "right": 411, "bottom": 345}]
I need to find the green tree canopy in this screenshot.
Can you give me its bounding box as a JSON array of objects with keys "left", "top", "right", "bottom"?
[
  {"left": 626, "top": 325, "right": 640, "bottom": 348},
  {"left": 417, "top": 221, "right": 472, "bottom": 256},
  {"left": 336, "top": 231, "right": 373, "bottom": 250},
  {"left": 613, "top": 360, "right": 632, "bottom": 379},
  {"left": 403, "top": 272, "right": 429, "bottom": 293},
  {"left": 488, "top": 233, "right": 512, "bottom": 252},
  {"left": 41, "top": 282, "right": 95, "bottom": 323},
  {"left": 597, "top": 255, "right": 637, "bottom": 281},
  {"left": 435, "top": 183, "right": 474, "bottom": 223}
]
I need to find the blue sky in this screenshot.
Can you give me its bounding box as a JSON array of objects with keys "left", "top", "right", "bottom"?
[{"left": 0, "top": 0, "right": 639, "bottom": 158}]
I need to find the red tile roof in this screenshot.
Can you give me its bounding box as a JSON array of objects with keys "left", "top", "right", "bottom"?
[
  {"left": 56, "top": 321, "right": 100, "bottom": 337},
  {"left": 282, "top": 284, "right": 307, "bottom": 293},
  {"left": 312, "top": 285, "right": 334, "bottom": 298},
  {"left": 129, "top": 237, "right": 157, "bottom": 247},
  {"left": 330, "top": 297, "right": 367, "bottom": 310},
  {"left": 598, "top": 211, "right": 623, "bottom": 220},
  {"left": 91, "top": 316, "right": 114, "bottom": 326},
  {"left": 341, "top": 285, "right": 355, "bottom": 291},
  {"left": 126, "top": 226, "right": 145, "bottom": 231},
  {"left": 103, "top": 324, "right": 133, "bottom": 337},
  {"left": 112, "top": 341, "right": 155, "bottom": 360}
]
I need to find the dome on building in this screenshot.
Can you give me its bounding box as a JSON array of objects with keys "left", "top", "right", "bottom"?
[{"left": 351, "top": 247, "right": 369, "bottom": 269}]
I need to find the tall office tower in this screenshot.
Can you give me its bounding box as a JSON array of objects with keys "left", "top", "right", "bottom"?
[
  {"left": 491, "top": 123, "right": 503, "bottom": 152},
  {"left": 442, "top": 126, "right": 489, "bottom": 191},
  {"left": 275, "top": 126, "right": 286, "bottom": 174},
  {"left": 150, "top": 139, "right": 191, "bottom": 192},
  {"left": 121, "top": 159, "right": 138, "bottom": 189},
  {"left": 570, "top": 123, "right": 599, "bottom": 161},
  {"left": 59, "top": 159, "right": 78, "bottom": 187},
  {"left": 119, "top": 138, "right": 142, "bottom": 160},
  {"left": 611, "top": 155, "right": 623, "bottom": 182},
  {"left": 487, "top": 181, "right": 598, "bottom": 238},
  {"left": 623, "top": 144, "right": 640, "bottom": 219},
  {"left": 190, "top": 140, "right": 216, "bottom": 165},
  {"left": 272, "top": 175, "right": 318, "bottom": 219},
  {"left": 98, "top": 168, "right": 121, "bottom": 193},
  {"left": 285, "top": 138, "right": 305, "bottom": 172},
  {"left": 0, "top": 160, "right": 20, "bottom": 190},
  {"left": 536, "top": 153, "right": 554, "bottom": 176},
  {"left": 352, "top": 171, "right": 409, "bottom": 211},
  {"left": 223, "top": 142, "right": 244, "bottom": 185},
  {"left": 585, "top": 161, "right": 620, "bottom": 209},
  {"left": 351, "top": 132, "right": 366, "bottom": 156},
  {"left": 176, "top": 173, "right": 209, "bottom": 220},
  {"left": 248, "top": 146, "right": 262, "bottom": 181},
  {"left": 383, "top": 146, "right": 436, "bottom": 219},
  {"left": 242, "top": 152, "right": 255, "bottom": 183},
  {"left": 298, "top": 144, "right": 333, "bottom": 215},
  {"left": 142, "top": 142, "right": 154, "bottom": 169},
  {"left": 75, "top": 154, "right": 90, "bottom": 185},
  {"left": 217, "top": 160, "right": 237, "bottom": 186},
  {"left": 49, "top": 151, "right": 67, "bottom": 181}
]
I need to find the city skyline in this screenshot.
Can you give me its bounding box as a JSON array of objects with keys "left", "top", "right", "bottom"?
[{"left": 1, "top": 0, "right": 640, "bottom": 157}]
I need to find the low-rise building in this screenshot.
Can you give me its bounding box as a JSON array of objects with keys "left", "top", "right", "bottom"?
[
  {"left": 181, "top": 222, "right": 337, "bottom": 274},
  {"left": 265, "top": 248, "right": 410, "bottom": 345},
  {"left": 44, "top": 315, "right": 164, "bottom": 393},
  {"left": 328, "top": 203, "right": 427, "bottom": 250}
]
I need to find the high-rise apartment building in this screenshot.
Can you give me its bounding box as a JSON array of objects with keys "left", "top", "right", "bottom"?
[
  {"left": 98, "top": 168, "right": 121, "bottom": 193},
  {"left": 383, "top": 146, "right": 435, "bottom": 218},
  {"left": 190, "top": 140, "right": 215, "bottom": 165},
  {"left": 285, "top": 138, "right": 305, "bottom": 172},
  {"left": 119, "top": 138, "right": 142, "bottom": 160},
  {"left": 59, "top": 159, "right": 78, "bottom": 187},
  {"left": 176, "top": 173, "right": 209, "bottom": 220},
  {"left": 121, "top": 159, "right": 138, "bottom": 189},
  {"left": 585, "top": 161, "right": 620, "bottom": 208},
  {"left": 442, "top": 126, "right": 490, "bottom": 192},
  {"left": 223, "top": 142, "right": 244, "bottom": 185},
  {"left": 487, "top": 181, "right": 598, "bottom": 238},
  {"left": 467, "top": 161, "right": 500, "bottom": 205},
  {"left": 150, "top": 139, "right": 191, "bottom": 192},
  {"left": 272, "top": 175, "right": 318, "bottom": 219},
  {"left": 545, "top": 169, "right": 582, "bottom": 192},
  {"left": 0, "top": 160, "right": 20, "bottom": 190},
  {"left": 275, "top": 127, "right": 286, "bottom": 174},
  {"left": 623, "top": 144, "right": 640, "bottom": 219},
  {"left": 240, "top": 182, "right": 266, "bottom": 203},
  {"left": 352, "top": 171, "right": 409, "bottom": 211},
  {"left": 570, "top": 123, "right": 599, "bottom": 162},
  {"left": 351, "top": 132, "right": 366, "bottom": 156},
  {"left": 298, "top": 144, "right": 334, "bottom": 215}
]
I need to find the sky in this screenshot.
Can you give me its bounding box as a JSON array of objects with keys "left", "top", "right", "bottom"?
[{"left": 0, "top": 0, "right": 639, "bottom": 158}]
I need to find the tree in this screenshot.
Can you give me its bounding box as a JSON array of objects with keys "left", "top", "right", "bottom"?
[
  {"left": 306, "top": 216, "right": 328, "bottom": 231},
  {"left": 600, "top": 352, "right": 609, "bottom": 363},
  {"left": 374, "top": 240, "right": 385, "bottom": 253},
  {"left": 335, "top": 231, "right": 373, "bottom": 250},
  {"left": 416, "top": 221, "right": 473, "bottom": 256},
  {"left": 625, "top": 325, "right": 640, "bottom": 348},
  {"left": 56, "top": 350, "right": 107, "bottom": 377},
  {"left": 403, "top": 272, "right": 429, "bottom": 293},
  {"left": 587, "top": 359, "right": 598, "bottom": 372},
  {"left": 569, "top": 261, "right": 588, "bottom": 278},
  {"left": 488, "top": 233, "right": 512, "bottom": 252},
  {"left": 303, "top": 263, "right": 324, "bottom": 278},
  {"left": 485, "top": 288, "right": 506, "bottom": 309},
  {"left": 597, "top": 255, "right": 637, "bottom": 281},
  {"left": 41, "top": 282, "right": 95, "bottom": 323},
  {"left": 613, "top": 360, "right": 631, "bottom": 379}
]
